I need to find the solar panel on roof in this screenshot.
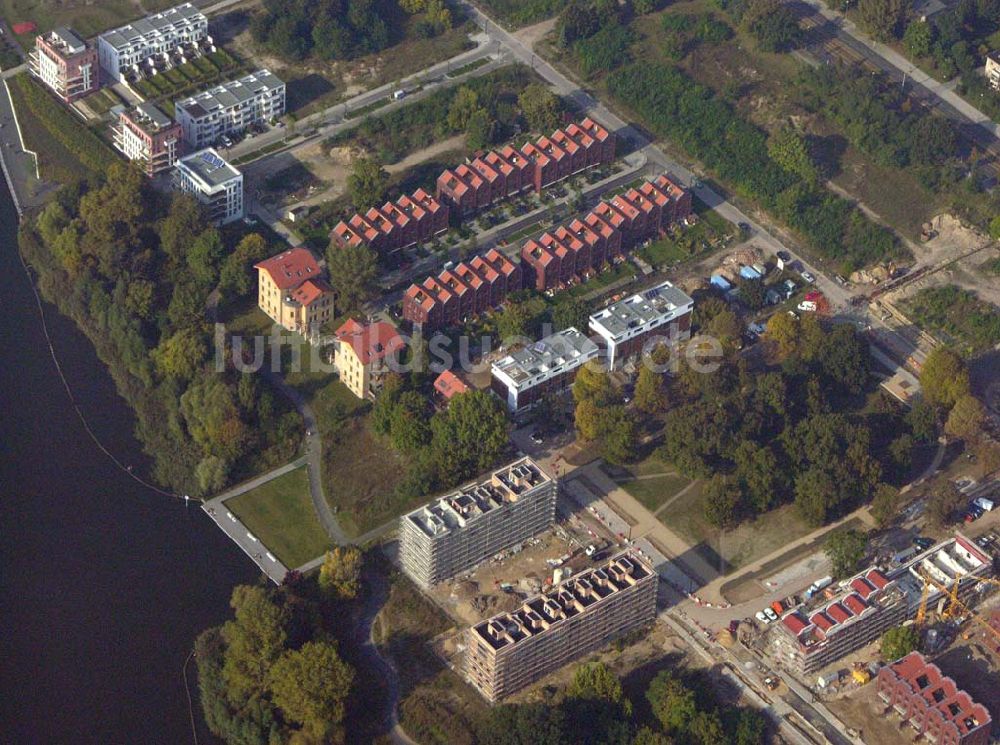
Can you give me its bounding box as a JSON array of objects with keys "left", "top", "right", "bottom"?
[{"left": 200, "top": 151, "right": 225, "bottom": 169}]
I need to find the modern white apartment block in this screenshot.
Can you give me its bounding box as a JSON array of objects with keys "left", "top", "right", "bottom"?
[
  {"left": 98, "top": 3, "right": 208, "bottom": 81},
  {"left": 29, "top": 27, "right": 99, "bottom": 103},
  {"left": 490, "top": 328, "right": 599, "bottom": 413},
  {"left": 175, "top": 69, "right": 285, "bottom": 149},
  {"left": 588, "top": 280, "right": 694, "bottom": 370},
  {"left": 174, "top": 148, "right": 244, "bottom": 225},
  {"left": 466, "top": 550, "right": 658, "bottom": 702},
  {"left": 399, "top": 457, "right": 557, "bottom": 589},
  {"left": 112, "top": 102, "right": 183, "bottom": 176}
]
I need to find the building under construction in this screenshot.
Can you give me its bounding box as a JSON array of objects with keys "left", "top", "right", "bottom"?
[
  {"left": 771, "top": 534, "right": 993, "bottom": 675},
  {"left": 465, "top": 550, "right": 657, "bottom": 702},
  {"left": 399, "top": 457, "right": 556, "bottom": 589}
]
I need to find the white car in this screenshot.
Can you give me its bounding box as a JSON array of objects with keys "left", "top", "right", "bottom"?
[
  {"left": 755, "top": 611, "right": 770, "bottom": 624},
  {"left": 801, "top": 271, "right": 816, "bottom": 284},
  {"left": 764, "top": 607, "right": 779, "bottom": 622}
]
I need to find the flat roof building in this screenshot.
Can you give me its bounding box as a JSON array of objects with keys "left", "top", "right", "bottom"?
[
  {"left": 589, "top": 280, "right": 694, "bottom": 370},
  {"left": 174, "top": 148, "right": 243, "bottom": 225},
  {"left": 399, "top": 457, "right": 556, "bottom": 589},
  {"left": 98, "top": 3, "right": 208, "bottom": 81},
  {"left": 175, "top": 69, "right": 285, "bottom": 149},
  {"left": 112, "top": 102, "right": 182, "bottom": 175},
  {"left": 466, "top": 550, "right": 657, "bottom": 702},
  {"left": 770, "top": 534, "right": 992, "bottom": 675},
  {"left": 490, "top": 328, "right": 599, "bottom": 413},
  {"left": 29, "top": 27, "right": 99, "bottom": 102},
  {"left": 875, "top": 652, "right": 991, "bottom": 745}
]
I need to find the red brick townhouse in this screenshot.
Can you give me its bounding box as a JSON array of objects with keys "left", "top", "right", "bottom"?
[
  {"left": 521, "top": 175, "right": 690, "bottom": 292},
  {"left": 875, "top": 652, "right": 990, "bottom": 745},
  {"left": 402, "top": 248, "right": 521, "bottom": 330},
  {"left": 29, "top": 27, "right": 99, "bottom": 103},
  {"left": 436, "top": 119, "right": 616, "bottom": 217},
  {"left": 331, "top": 188, "right": 448, "bottom": 255}
]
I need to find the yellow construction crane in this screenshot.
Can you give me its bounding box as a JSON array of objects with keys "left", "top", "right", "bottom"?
[
  {"left": 916, "top": 572, "right": 1000, "bottom": 645},
  {"left": 916, "top": 579, "right": 931, "bottom": 626}
]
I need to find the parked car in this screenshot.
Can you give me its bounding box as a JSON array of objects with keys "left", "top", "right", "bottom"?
[
  {"left": 529, "top": 431, "right": 543, "bottom": 445},
  {"left": 755, "top": 611, "right": 770, "bottom": 624},
  {"left": 913, "top": 536, "right": 933, "bottom": 550},
  {"left": 801, "top": 271, "right": 816, "bottom": 284},
  {"left": 764, "top": 607, "right": 779, "bottom": 622},
  {"left": 776, "top": 250, "right": 791, "bottom": 263}
]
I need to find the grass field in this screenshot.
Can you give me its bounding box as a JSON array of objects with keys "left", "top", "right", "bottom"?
[
  {"left": 903, "top": 284, "right": 1000, "bottom": 357},
  {"left": 621, "top": 473, "right": 693, "bottom": 513},
  {"left": 226, "top": 466, "right": 331, "bottom": 568},
  {"left": 1, "top": 0, "right": 177, "bottom": 39}
]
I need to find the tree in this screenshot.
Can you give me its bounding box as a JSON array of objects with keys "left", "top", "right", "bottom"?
[
  {"left": 187, "top": 228, "right": 225, "bottom": 288},
  {"left": 920, "top": 347, "right": 970, "bottom": 409},
  {"left": 906, "top": 399, "right": 938, "bottom": 443},
  {"left": 318, "top": 546, "right": 363, "bottom": 599},
  {"left": 221, "top": 585, "right": 289, "bottom": 702},
  {"left": 634, "top": 364, "right": 667, "bottom": 415},
  {"left": 647, "top": 671, "right": 697, "bottom": 735},
  {"left": 326, "top": 242, "right": 378, "bottom": 312},
  {"left": 870, "top": 483, "right": 901, "bottom": 528},
  {"left": 601, "top": 406, "right": 639, "bottom": 465},
  {"left": 466, "top": 108, "right": 497, "bottom": 150},
  {"left": 551, "top": 296, "right": 589, "bottom": 332},
  {"left": 447, "top": 86, "right": 481, "bottom": 131},
  {"left": 431, "top": 390, "right": 509, "bottom": 484},
  {"left": 573, "top": 361, "right": 618, "bottom": 406},
  {"left": 768, "top": 127, "right": 818, "bottom": 183},
  {"left": 794, "top": 467, "right": 837, "bottom": 526},
  {"left": 733, "top": 442, "right": 782, "bottom": 513},
  {"left": 743, "top": 0, "right": 801, "bottom": 52},
  {"left": 575, "top": 398, "right": 603, "bottom": 441},
  {"left": 944, "top": 394, "right": 985, "bottom": 441},
  {"left": 825, "top": 528, "right": 868, "bottom": 578},
  {"left": 220, "top": 233, "right": 270, "bottom": 298},
  {"left": 703, "top": 474, "right": 741, "bottom": 528},
  {"left": 390, "top": 390, "right": 432, "bottom": 452},
  {"left": 989, "top": 215, "right": 1000, "bottom": 241},
  {"left": 519, "top": 84, "right": 561, "bottom": 133},
  {"left": 765, "top": 311, "right": 798, "bottom": 358},
  {"left": 881, "top": 625, "right": 920, "bottom": 661},
  {"left": 733, "top": 708, "right": 767, "bottom": 745},
  {"left": 496, "top": 298, "right": 543, "bottom": 341},
  {"left": 903, "top": 19, "right": 933, "bottom": 58},
  {"left": 153, "top": 327, "right": 207, "bottom": 380},
  {"left": 817, "top": 323, "right": 869, "bottom": 394},
  {"left": 689, "top": 710, "right": 726, "bottom": 745},
  {"left": 567, "top": 662, "right": 626, "bottom": 705},
  {"left": 195, "top": 455, "right": 230, "bottom": 496},
  {"left": 268, "top": 641, "right": 354, "bottom": 738},
  {"left": 347, "top": 155, "right": 388, "bottom": 208},
  {"left": 927, "top": 480, "right": 964, "bottom": 526},
  {"left": 476, "top": 703, "right": 566, "bottom": 745},
  {"left": 859, "top": 0, "right": 905, "bottom": 41}
]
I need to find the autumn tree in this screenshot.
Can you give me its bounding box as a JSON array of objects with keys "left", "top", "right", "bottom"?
[
  {"left": 573, "top": 361, "right": 618, "bottom": 406},
  {"left": 703, "top": 474, "right": 742, "bottom": 528},
  {"left": 944, "top": 394, "right": 985, "bottom": 441},
  {"left": 268, "top": 641, "right": 354, "bottom": 739},
  {"left": 859, "top": 0, "right": 905, "bottom": 41},
  {"left": 870, "top": 483, "right": 901, "bottom": 528},
  {"left": 634, "top": 363, "right": 667, "bottom": 415},
  {"left": 765, "top": 310, "right": 798, "bottom": 358},
  {"left": 431, "top": 390, "right": 509, "bottom": 485},
  {"left": 326, "top": 242, "right": 378, "bottom": 312},
  {"left": 318, "top": 547, "right": 363, "bottom": 599},
  {"left": 347, "top": 155, "right": 388, "bottom": 208},
  {"left": 575, "top": 398, "right": 603, "bottom": 441},
  {"left": 519, "top": 84, "right": 561, "bottom": 133},
  {"left": 447, "top": 86, "right": 482, "bottom": 131},
  {"left": 153, "top": 327, "right": 207, "bottom": 380},
  {"left": 646, "top": 671, "right": 697, "bottom": 735},
  {"left": 221, "top": 585, "right": 289, "bottom": 702},
  {"left": 920, "top": 347, "right": 970, "bottom": 409}
]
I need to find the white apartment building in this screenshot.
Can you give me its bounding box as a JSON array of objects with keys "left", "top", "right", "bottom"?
[
  {"left": 174, "top": 148, "right": 244, "bottom": 225},
  {"left": 490, "top": 328, "right": 599, "bottom": 413},
  {"left": 175, "top": 69, "right": 285, "bottom": 149},
  {"left": 112, "top": 102, "right": 183, "bottom": 176},
  {"left": 29, "top": 27, "right": 99, "bottom": 103},
  {"left": 98, "top": 3, "right": 208, "bottom": 81},
  {"left": 588, "top": 280, "right": 694, "bottom": 370},
  {"left": 399, "top": 457, "right": 557, "bottom": 589}
]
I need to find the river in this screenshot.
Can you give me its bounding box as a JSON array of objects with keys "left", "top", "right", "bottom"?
[{"left": 0, "top": 180, "right": 256, "bottom": 741}]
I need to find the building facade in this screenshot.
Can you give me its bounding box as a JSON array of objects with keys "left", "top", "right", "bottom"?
[
  {"left": 589, "top": 280, "right": 694, "bottom": 370},
  {"left": 112, "top": 102, "right": 182, "bottom": 175},
  {"left": 29, "top": 27, "right": 99, "bottom": 102},
  {"left": 331, "top": 187, "right": 448, "bottom": 256},
  {"left": 175, "top": 69, "right": 285, "bottom": 149},
  {"left": 254, "top": 247, "right": 334, "bottom": 336},
  {"left": 770, "top": 534, "right": 993, "bottom": 675},
  {"left": 174, "top": 148, "right": 243, "bottom": 224},
  {"left": 986, "top": 51, "right": 1000, "bottom": 91},
  {"left": 491, "top": 328, "right": 599, "bottom": 413},
  {"left": 466, "top": 551, "right": 657, "bottom": 702},
  {"left": 333, "top": 319, "right": 404, "bottom": 400},
  {"left": 98, "top": 3, "right": 208, "bottom": 81},
  {"left": 875, "top": 652, "right": 991, "bottom": 745},
  {"left": 399, "top": 457, "right": 556, "bottom": 589}
]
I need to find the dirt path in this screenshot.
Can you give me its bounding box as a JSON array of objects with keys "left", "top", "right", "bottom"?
[{"left": 385, "top": 133, "right": 467, "bottom": 174}]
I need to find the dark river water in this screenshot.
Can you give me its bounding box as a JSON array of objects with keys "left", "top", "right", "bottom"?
[{"left": 0, "top": 180, "right": 255, "bottom": 743}]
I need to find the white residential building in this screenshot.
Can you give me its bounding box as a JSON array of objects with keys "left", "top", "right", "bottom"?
[
  {"left": 588, "top": 280, "right": 694, "bottom": 370},
  {"left": 98, "top": 3, "right": 208, "bottom": 82},
  {"left": 28, "top": 27, "right": 99, "bottom": 103},
  {"left": 490, "top": 328, "right": 599, "bottom": 413},
  {"left": 112, "top": 102, "right": 183, "bottom": 176},
  {"left": 174, "top": 148, "right": 244, "bottom": 225},
  {"left": 175, "top": 69, "right": 285, "bottom": 149}
]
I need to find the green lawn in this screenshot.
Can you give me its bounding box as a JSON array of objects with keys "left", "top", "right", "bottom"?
[
  {"left": 621, "top": 473, "right": 693, "bottom": 513},
  {"left": 226, "top": 466, "right": 331, "bottom": 568},
  {"left": 1, "top": 0, "right": 177, "bottom": 39},
  {"left": 903, "top": 285, "right": 1000, "bottom": 357}
]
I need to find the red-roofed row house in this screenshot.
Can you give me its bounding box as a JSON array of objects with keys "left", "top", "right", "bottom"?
[
  {"left": 521, "top": 175, "right": 691, "bottom": 292},
  {"left": 254, "top": 248, "right": 335, "bottom": 336},
  {"left": 437, "top": 118, "right": 615, "bottom": 217},
  {"left": 402, "top": 248, "right": 521, "bottom": 329},
  {"left": 331, "top": 187, "right": 448, "bottom": 255},
  {"left": 875, "top": 652, "right": 991, "bottom": 745}
]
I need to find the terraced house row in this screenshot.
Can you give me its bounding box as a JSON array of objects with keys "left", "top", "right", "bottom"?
[
  {"left": 330, "top": 188, "right": 449, "bottom": 255},
  {"left": 436, "top": 118, "right": 615, "bottom": 216},
  {"left": 401, "top": 175, "right": 691, "bottom": 330}
]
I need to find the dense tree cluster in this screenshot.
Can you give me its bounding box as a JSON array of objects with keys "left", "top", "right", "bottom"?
[
  {"left": 606, "top": 62, "right": 901, "bottom": 272},
  {"left": 573, "top": 363, "right": 640, "bottom": 465},
  {"left": 881, "top": 624, "right": 921, "bottom": 661},
  {"left": 824, "top": 528, "right": 869, "bottom": 578},
  {"left": 196, "top": 581, "right": 355, "bottom": 744},
  {"left": 22, "top": 165, "right": 296, "bottom": 497}
]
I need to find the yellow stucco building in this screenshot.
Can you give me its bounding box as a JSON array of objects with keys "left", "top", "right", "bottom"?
[
  {"left": 333, "top": 318, "right": 404, "bottom": 399},
  {"left": 254, "top": 247, "right": 335, "bottom": 336}
]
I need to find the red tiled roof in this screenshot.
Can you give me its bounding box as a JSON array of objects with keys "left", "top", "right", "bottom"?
[
  {"left": 470, "top": 255, "right": 499, "bottom": 282},
  {"left": 434, "top": 370, "right": 469, "bottom": 400},
  {"left": 851, "top": 577, "right": 876, "bottom": 599},
  {"left": 867, "top": 569, "right": 890, "bottom": 590},
  {"left": 335, "top": 319, "right": 404, "bottom": 365},
  {"left": 811, "top": 612, "right": 835, "bottom": 632},
  {"left": 843, "top": 593, "right": 868, "bottom": 616},
  {"left": 781, "top": 612, "right": 810, "bottom": 635},
  {"left": 826, "top": 602, "right": 852, "bottom": 624},
  {"left": 290, "top": 278, "right": 332, "bottom": 307},
  {"left": 405, "top": 283, "right": 437, "bottom": 312},
  {"left": 255, "top": 248, "right": 321, "bottom": 291}
]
